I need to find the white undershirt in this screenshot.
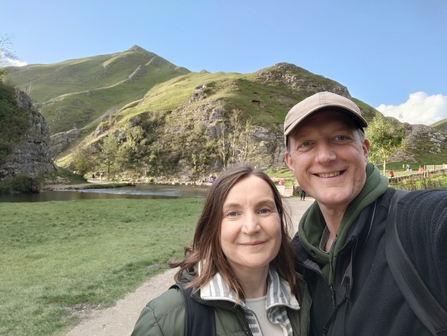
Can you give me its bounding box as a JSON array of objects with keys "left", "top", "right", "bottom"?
[{"left": 245, "top": 296, "right": 284, "bottom": 336}]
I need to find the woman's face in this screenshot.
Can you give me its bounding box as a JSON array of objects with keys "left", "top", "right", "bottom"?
[{"left": 220, "top": 175, "right": 282, "bottom": 279}]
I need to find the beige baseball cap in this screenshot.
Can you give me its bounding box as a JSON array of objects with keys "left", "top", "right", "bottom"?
[{"left": 284, "top": 92, "right": 368, "bottom": 139}]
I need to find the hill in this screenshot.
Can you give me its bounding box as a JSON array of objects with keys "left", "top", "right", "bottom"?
[
  {"left": 6, "top": 45, "right": 190, "bottom": 134},
  {"left": 430, "top": 118, "right": 447, "bottom": 133},
  {"left": 6, "top": 46, "right": 447, "bottom": 182}
]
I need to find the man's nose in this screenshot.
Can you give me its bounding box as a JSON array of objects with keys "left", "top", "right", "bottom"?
[{"left": 315, "top": 142, "right": 336, "bottom": 164}]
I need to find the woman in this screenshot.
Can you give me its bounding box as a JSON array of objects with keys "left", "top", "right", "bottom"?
[{"left": 131, "top": 166, "right": 310, "bottom": 335}]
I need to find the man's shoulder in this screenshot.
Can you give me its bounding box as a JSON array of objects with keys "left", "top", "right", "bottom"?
[
  {"left": 396, "top": 189, "right": 447, "bottom": 236},
  {"left": 401, "top": 189, "right": 447, "bottom": 207},
  {"left": 382, "top": 188, "right": 447, "bottom": 205}
]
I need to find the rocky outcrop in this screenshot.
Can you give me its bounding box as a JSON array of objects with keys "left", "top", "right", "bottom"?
[
  {"left": 49, "top": 128, "right": 81, "bottom": 157},
  {"left": 389, "top": 124, "right": 447, "bottom": 163},
  {"left": 254, "top": 63, "right": 350, "bottom": 97},
  {"left": 0, "top": 89, "right": 57, "bottom": 179}
]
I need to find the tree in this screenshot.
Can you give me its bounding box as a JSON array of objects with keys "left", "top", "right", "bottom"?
[
  {"left": 115, "top": 124, "right": 147, "bottom": 172},
  {"left": 0, "top": 34, "right": 17, "bottom": 82},
  {"left": 366, "top": 113, "right": 405, "bottom": 175},
  {"left": 72, "top": 147, "right": 95, "bottom": 176},
  {"left": 98, "top": 134, "right": 119, "bottom": 179},
  {"left": 0, "top": 33, "right": 17, "bottom": 60},
  {"left": 217, "top": 109, "right": 257, "bottom": 169},
  {"left": 0, "top": 33, "right": 17, "bottom": 83}
]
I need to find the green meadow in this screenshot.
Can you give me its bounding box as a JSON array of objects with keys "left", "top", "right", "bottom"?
[{"left": 0, "top": 198, "right": 203, "bottom": 336}]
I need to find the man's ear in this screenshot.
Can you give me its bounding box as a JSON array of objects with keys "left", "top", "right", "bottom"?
[
  {"left": 285, "top": 151, "right": 294, "bottom": 172},
  {"left": 363, "top": 138, "right": 370, "bottom": 161}
]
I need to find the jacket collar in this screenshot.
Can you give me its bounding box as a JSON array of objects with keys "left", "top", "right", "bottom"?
[{"left": 200, "top": 267, "right": 300, "bottom": 311}]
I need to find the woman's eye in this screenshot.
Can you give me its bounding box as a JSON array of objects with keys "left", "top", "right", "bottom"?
[
  {"left": 227, "top": 211, "right": 238, "bottom": 217},
  {"left": 259, "top": 208, "right": 271, "bottom": 214}
]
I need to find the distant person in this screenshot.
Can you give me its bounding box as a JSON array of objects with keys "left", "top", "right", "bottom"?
[
  {"left": 389, "top": 169, "right": 394, "bottom": 178},
  {"left": 284, "top": 92, "right": 447, "bottom": 335},
  {"left": 131, "top": 165, "right": 310, "bottom": 336},
  {"left": 91, "top": 173, "right": 95, "bottom": 179},
  {"left": 300, "top": 188, "right": 306, "bottom": 201},
  {"left": 100, "top": 172, "right": 104, "bottom": 182}
]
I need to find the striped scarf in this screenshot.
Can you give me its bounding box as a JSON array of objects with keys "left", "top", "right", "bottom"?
[{"left": 200, "top": 267, "right": 300, "bottom": 336}]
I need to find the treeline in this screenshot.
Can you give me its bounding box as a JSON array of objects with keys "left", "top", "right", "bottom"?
[{"left": 71, "top": 110, "right": 271, "bottom": 181}]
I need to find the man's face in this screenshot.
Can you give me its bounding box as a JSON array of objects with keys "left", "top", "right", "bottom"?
[{"left": 285, "top": 110, "right": 370, "bottom": 212}]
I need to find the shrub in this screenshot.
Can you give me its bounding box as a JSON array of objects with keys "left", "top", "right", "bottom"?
[{"left": 0, "top": 175, "right": 40, "bottom": 194}]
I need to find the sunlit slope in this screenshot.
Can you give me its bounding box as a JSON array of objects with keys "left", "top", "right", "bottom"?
[
  {"left": 7, "top": 46, "right": 190, "bottom": 133},
  {"left": 117, "top": 63, "right": 379, "bottom": 127}
]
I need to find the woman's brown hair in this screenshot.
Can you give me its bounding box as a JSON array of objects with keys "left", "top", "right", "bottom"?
[{"left": 170, "top": 165, "right": 296, "bottom": 300}]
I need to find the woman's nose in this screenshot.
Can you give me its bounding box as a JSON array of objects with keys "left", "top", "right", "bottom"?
[{"left": 241, "top": 213, "right": 260, "bottom": 234}]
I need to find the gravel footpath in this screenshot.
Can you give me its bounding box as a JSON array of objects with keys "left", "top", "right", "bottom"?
[{"left": 62, "top": 197, "right": 313, "bottom": 336}]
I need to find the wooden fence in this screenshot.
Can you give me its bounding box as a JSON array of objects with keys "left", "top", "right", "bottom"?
[{"left": 389, "top": 165, "right": 447, "bottom": 183}]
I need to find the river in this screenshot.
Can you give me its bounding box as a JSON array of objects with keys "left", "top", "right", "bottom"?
[{"left": 0, "top": 184, "right": 211, "bottom": 203}]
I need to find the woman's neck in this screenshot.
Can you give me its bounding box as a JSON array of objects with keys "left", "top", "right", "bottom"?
[{"left": 236, "top": 268, "right": 269, "bottom": 298}]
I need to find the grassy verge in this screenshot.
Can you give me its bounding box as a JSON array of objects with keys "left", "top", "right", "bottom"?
[{"left": 0, "top": 198, "right": 203, "bottom": 336}]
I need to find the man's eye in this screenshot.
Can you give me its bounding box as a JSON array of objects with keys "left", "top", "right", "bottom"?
[
  {"left": 300, "top": 141, "right": 312, "bottom": 148},
  {"left": 334, "top": 135, "right": 348, "bottom": 141}
]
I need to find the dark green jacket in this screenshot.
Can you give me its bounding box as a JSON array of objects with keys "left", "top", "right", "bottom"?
[
  {"left": 294, "top": 188, "right": 447, "bottom": 336},
  {"left": 131, "top": 272, "right": 311, "bottom": 336}
]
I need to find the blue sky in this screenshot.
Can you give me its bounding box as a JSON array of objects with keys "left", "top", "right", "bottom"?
[{"left": 1, "top": 0, "right": 446, "bottom": 125}]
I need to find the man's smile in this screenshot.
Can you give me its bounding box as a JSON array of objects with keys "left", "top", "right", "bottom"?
[{"left": 315, "top": 170, "right": 345, "bottom": 178}]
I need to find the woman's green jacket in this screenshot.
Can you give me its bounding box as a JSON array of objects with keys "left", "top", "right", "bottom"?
[{"left": 131, "top": 272, "right": 311, "bottom": 336}]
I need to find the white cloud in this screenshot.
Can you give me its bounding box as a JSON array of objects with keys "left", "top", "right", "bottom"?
[
  {"left": 0, "top": 56, "right": 28, "bottom": 67},
  {"left": 376, "top": 92, "right": 447, "bottom": 126}
]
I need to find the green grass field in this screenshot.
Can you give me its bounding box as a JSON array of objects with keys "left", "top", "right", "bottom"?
[{"left": 0, "top": 198, "right": 203, "bottom": 336}]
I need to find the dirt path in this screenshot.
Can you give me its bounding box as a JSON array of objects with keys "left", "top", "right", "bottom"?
[{"left": 62, "top": 197, "right": 313, "bottom": 336}]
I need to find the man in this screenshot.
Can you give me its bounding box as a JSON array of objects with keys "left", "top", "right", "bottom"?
[{"left": 284, "top": 92, "right": 447, "bottom": 335}]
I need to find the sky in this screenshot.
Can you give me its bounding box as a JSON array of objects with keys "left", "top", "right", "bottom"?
[{"left": 1, "top": 0, "right": 446, "bottom": 126}]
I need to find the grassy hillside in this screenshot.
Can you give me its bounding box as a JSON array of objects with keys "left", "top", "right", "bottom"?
[
  {"left": 6, "top": 46, "right": 190, "bottom": 133},
  {"left": 5, "top": 49, "right": 387, "bottom": 178},
  {"left": 430, "top": 118, "right": 447, "bottom": 133},
  {"left": 55, "top": 62, "right": 383, "bottom": 178},
  {"left": 117, "top": 63, "right": 379, "bottom": 128}
]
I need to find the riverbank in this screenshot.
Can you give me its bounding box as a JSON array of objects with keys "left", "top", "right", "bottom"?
[{"left": 41, "top": 181, "right": 135, "bottom": 191}]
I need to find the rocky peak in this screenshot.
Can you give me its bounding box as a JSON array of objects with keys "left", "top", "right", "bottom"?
[{"left": 253, "top": 62, "right": 350, "bottom": 97}]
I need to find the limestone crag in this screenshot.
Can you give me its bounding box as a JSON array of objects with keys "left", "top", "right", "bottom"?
[
  {"left": 0, "top": 89, "right": 57, "bottom": 179},
  {"left": 49, "top": 129, "right": 81, "bottom": 158},
  {"left": 253, "top": 63, "right": 350, "bottom": 97},
  {"left": 390, "top": 123, "right": 447, "bottom": 163}
]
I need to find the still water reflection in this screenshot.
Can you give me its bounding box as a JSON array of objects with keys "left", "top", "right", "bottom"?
[{"left": 0, "top": 184, "right": 210, "bottom": 203}]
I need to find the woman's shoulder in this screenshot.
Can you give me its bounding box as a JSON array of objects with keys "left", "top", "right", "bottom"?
[
  {"left": 131, "top": 287, "right": 185, "bottom": 336},
  {"left": 148, "top": 286, "right": 184, "bottom": 309}
]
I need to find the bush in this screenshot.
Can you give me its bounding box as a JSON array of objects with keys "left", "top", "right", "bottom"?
[{"left": 0, "top": 175, "right": 41, "bottom": 194}]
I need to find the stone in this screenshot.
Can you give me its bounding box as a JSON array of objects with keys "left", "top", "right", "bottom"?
[{"left": 0, "top": 89, "right": 57, "bottom": 179}]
